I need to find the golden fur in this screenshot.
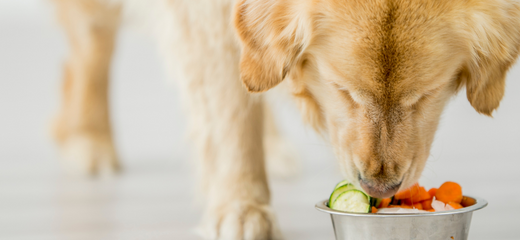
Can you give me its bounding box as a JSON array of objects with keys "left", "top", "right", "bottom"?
[
  {"left": 51, "top": 0, "right": 520, "bottom": 239},
  {"left": 235, "top": 0, "right": 520, "bottom": 198},
  {"left": 52, "top": 0, "right": 121, "bottom": 173}
]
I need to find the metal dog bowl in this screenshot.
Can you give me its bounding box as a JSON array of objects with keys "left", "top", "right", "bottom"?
[{"left": 316, "top": 196, "right": 487, "bottom": 240}]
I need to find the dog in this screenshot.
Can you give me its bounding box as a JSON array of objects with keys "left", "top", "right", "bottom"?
[{"left": 50, "top": 0, "right": 520, "bottom": 239}]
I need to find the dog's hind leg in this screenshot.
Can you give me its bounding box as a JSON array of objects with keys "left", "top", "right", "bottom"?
[{"left": 51, "top": 0, "right": 121, "bottom": 175}]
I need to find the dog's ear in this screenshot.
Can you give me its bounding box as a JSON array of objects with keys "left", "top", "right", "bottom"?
[
  {"left": 234, "top": 0, "right": 312, "bottom": 93},
  {"left": 462, "top": 1, "right": 520, "bottom": 116}
]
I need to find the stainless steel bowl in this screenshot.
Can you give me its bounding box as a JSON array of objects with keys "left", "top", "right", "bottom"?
[{"left": 315, "top": 196, "right": 487, "bottom": 240}]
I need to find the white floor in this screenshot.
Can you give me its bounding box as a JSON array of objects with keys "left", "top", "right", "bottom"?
[{"left": 0, "top": 2, "right": 519, "bottom": 240}]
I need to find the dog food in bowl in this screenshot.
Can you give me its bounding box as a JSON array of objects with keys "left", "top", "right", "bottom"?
[
  {"left": 318, "top": 180, "right": 488, "bottom": 240},
  {"left": 328, "top": 181, "right": 476, "bottom": 213}
]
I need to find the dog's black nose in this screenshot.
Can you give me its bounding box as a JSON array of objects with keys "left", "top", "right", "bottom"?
[{"left": 359, "top": 178, "right": 402, "bottom": 198}]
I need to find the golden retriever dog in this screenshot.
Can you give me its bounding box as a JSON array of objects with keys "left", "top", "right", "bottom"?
[{"left": 51, "top": 0, "right": 520, "bottom": 239}]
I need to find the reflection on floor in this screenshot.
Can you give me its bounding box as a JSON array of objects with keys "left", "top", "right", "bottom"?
[{"left": 0, "top": 157, "right": 338, "bottom": 240}]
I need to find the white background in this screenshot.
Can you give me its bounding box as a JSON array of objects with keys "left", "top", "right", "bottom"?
[{"left": 0, "top": 1, "right": 519, "bottom": 239}]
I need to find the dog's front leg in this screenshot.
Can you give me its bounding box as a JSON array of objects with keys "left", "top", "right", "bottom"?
[{"left": 188, "top": 95, "right": 283, "bottom": 240}]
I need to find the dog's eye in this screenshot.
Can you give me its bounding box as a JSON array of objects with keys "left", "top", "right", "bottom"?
[
  {"left": 339, "top": 89, "right": 361, "bottom": 108},
  {"left": 331, "top": 83, "right": 356, "bottom": 105},
  {"left": 400, "top": 93, "right": 422, "bottom": 108},
  {"left": 400, "top": 92, "right": 427, "bottom": 111},
  {"left": 403, "top": 84, "right": 446, "bottom": 111},
  {"left": 409, "top": 89, "right": 440, "bottom": 112},
  {"left": 332, "top": 83, "right": 373, "bottom": 107},
  {"left": 409, "top": 96, "right": 425, "bottom": 111},
  {"left": 341, "top": 89, "right": 355, "bottom": 101}
]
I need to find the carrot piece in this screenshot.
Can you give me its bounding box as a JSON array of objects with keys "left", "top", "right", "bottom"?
[
  {"left": 461, "top": 196, "right": 476, "bottom": 207},
  {"left": 435, "top": 182, "right": 463, "bottom": 204},
  {"left": 410, "top": 187, "right": 431, "bottom": 202},
  {"left": 399, "top": 204, "right": 413, "bottom": 209},
  {"left": 402, "top": 187, "right": 430, "bottom": 205},
  {"left": 447, "top": 202, "right": 463, "bottom": 209},
  {"left": 379, "top": 198, "right": 392, "bottom": 208},
  {"left": 394, "top": 183, "right": 421, "bottom": 200},
  {"left": 428, "top": 188, "right": 438, "bottom": 199},
  {"left": 427, "top": 209, "right": 435, "bottom": 212},
  {"left": 413, "top": 203, "right": 423, "bottom": 210},
  {"left": 371, "top": 206, "right": 378, "bottom": 213},
  {"left": 421, "top": 199, "right": 433, "bottom": 210},
  {"left": 388, "top": 205, "right": 412, "bottom": 209}
]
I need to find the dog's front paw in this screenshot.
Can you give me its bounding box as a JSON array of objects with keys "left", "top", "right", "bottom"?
[
  {"left": 199, "top": 203, "right": 283, "bottom": 240},
  {"left": 57, "top": 134, "right": 120, "bottom": 175}
]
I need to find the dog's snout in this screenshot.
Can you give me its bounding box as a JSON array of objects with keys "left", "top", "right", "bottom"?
[{"left": 359, "top": 178, "right": 402, "bottom": 198}]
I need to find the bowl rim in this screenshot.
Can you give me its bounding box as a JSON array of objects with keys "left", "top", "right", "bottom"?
[{"left": 315, "top": 195, "right": 488, "bottom": 218}]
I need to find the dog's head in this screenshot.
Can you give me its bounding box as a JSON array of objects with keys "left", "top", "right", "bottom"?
[{"left": 234, "top": 0, "right": 520, "bottom": 197}]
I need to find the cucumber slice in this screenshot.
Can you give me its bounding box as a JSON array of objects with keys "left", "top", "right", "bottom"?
[
  {"left": 331, "top": 189, "right": 371, "bottom": 213},
  {"left": 329, "top": 184, "right": 356, "bottom": 206},
  {"left": 333, "top": 180, "right": 350, "bottom": 190}
]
